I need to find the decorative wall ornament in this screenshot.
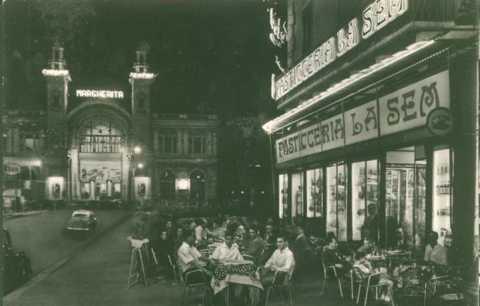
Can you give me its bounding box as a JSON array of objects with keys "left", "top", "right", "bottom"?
[{"left": 268, "top": 7, "right": 287, "bottom": 48}]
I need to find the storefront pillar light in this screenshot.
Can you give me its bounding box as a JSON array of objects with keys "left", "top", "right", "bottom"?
[
  {"left": 133, "top": 146, "right": 142, "bottom": 154},
  {"left": 137, "top": 163, "right": 144, "bottom": 169}
]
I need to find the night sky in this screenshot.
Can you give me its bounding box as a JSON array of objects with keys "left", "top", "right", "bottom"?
[{"left": 6, "top": 0, "right": 275, "bottom": 118}]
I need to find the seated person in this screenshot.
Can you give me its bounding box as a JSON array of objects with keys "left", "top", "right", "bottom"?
[
  {"left": 262, "top": 236, "right": 295, "bottom": 286},
  {"left": 424, "top": 231, "right": 447, "bottom": 266},
  {"left": 357, "top": 235, "right": 376, "bottom": 254},
  {"left": 210, "top": 234, "right": 243, "bottom": 263},
  {"left": 177, "top": 235, "right": 205, "bottom": 274},
  {"left": 322, "top": 235, "right": 352, "bottom": 275},
  {"left": 245, "top": 227, "right": 266, "bottom": 260},
  {"left": 354, "top": 251, "right": 393, "bottom": 302}
]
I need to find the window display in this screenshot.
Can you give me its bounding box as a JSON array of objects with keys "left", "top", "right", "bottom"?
[
  {"left": 432, "top": 148, "right": 452, "bottom": 246},
  {"left": 326, "top": 163, "right": 347, "bottom": 241},
  {"left": 306, "top": 168, "right": 323, "bottom": 218},
  {"left": 326, "top": 165, "right": 337, "bottom": 236},
  {"left": 291, "top": 172, "right": 305, "bottom": 217},
  {"left": 352, "top": 160, "right": 379, "bottom": 241},
  {"left": 278, "top": 174, "right": 289, "bottom": 219},
  {"left": 415, "top": 162, "right": 427, "bottom": 250}
]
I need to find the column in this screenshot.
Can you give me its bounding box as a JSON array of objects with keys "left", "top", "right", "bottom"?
[{"left": 451, "top": 50, "right": 478, "bottom": 301}]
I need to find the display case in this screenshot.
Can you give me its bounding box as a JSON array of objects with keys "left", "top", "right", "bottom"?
[{"left": 306, "top": 168, "right": 323, "bottom": 218}]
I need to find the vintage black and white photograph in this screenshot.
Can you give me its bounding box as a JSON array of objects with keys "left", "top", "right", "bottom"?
[{"left": 0, "top": 0, "right": 478, "bottom": 305}]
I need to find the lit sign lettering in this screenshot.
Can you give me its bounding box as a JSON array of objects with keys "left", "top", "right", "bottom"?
[
  {"left": 276, "top": 70, "right": 449, "bottom": 163},
  {"left": 76, "top": 90, "right": 124, "bottom": 99},
  {"left": 273, "top": 0, "right": 408, "bottom": 100}
]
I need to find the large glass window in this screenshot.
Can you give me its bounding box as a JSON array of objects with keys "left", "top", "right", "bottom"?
[
  {"left": 79, "top": 119, "right": 123, "bottom": 153},
  {"left": 432, "top": 147, "right": 452, "bottom": 246},
  {"left": 278, "top": 174, "right": 289, "bottom": 219},
  {"left": 326, "top": 163, "right": 348, "bottom": 241},
  {"left": 291, "top": 172, "right": 305, "bottom": 217},
  {"left": 415, "top": 160, "right": 427, "bottom": 250},
  {"left": 352, "top": 160, "right": 380, "bottom": 241},
  {"left": 306, "top": 168, "right": 323, "bottom": 218}
]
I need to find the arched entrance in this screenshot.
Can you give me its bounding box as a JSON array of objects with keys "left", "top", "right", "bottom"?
[
  {"left": 69, "top": 105, "right": 131, "bottom": 202},
  {"left": 190, "top": 170, "right": 205, "bottom": 205}
]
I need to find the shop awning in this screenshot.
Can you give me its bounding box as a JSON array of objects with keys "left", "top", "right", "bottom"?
[{"left": 262, "top": 40, "right": 437, "bottom": 135}]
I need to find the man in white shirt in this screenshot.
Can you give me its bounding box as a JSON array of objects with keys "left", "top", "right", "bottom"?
[
  {"left": 210, "top": 234, "right": 243, "bottom": 263},
  {"left": 177, "top": 235, "right": 203, "bottom": 273},
  {"left": 264, "top": 236, "right": 295, "bottom": 273}
]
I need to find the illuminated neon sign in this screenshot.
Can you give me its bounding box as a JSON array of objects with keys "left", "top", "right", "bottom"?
[{"left": 76, "top": 89, "right": 124, "bottom": 99}]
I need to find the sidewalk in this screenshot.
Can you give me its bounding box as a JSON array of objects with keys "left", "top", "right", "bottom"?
[{"left": 4, "top": 210, "right": 48, "bottom": 220}]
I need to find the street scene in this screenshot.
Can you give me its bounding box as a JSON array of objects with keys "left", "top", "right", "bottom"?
[{"left": 0, "top": 0, "right": 479, "bottom": 306}]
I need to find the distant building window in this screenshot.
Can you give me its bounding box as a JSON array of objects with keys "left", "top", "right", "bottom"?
[
  {"left": 302, "top": 1, "right": 313, "bottom": 55},
  {"left": 189, "top": 134, "right": 206, "bottom": 154},
  {"left": 157, "top": 131, "right": 178, "bottom": 154}
]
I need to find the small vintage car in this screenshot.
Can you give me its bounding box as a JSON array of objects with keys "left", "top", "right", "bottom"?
[{"left": 65, "top": 210, "right": 97, "bottom": 232}]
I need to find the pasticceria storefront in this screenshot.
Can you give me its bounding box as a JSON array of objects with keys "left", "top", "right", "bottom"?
[{"left": 263, "top": 0, "right": 478, "bottom": 273}]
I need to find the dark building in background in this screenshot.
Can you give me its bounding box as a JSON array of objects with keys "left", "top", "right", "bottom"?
[
  {"left": 2, "top": 44, "right": 219, "bottom": 207},
  {"left": 263, "top": 0, "right": 477, "bottom": 299}
]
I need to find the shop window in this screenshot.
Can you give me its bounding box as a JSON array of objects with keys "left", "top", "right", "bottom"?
[
  {"left": 306, "top": 168, "right": 323, "bottom": 218},
  {"left": 278, "top": 174, "right": 289, "bottom": 219},
  {"left": 386, "top": 146, "right": 427, "bottom": 248},
  {"left": 352, "top": 160, "right": 380, "bottom": 241},
  {"left": 432, "top": 147, "right": 452, "bottom": 246},
  {"left": 291, "top": 172, "right": 305, "bottom": 217},
  {"left": 326, "top": 162, "right": 348, "bottom": 241}
]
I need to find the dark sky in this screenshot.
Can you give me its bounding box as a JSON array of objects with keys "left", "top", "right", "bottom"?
[{"left": 6, "top": 0, "right": 275, "bottom": 118}]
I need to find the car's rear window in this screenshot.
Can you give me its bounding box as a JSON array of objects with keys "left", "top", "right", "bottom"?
[{"left": 72, "top": 213, "right": 89, "bottom": 218}]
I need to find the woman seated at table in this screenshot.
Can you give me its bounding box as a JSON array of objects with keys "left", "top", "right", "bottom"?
[
  {"left": 357, "top": 230, "right": 377, "bottom": 254},
  {"left": 210, "top": 234, "right": 244, "bottom": 264},
  {"left": 354, "top": 251, "right": 394, "bottom": 302},
  {"left": 177, "top": 235, "right": 208, "bottom": 276},
  {"left": 322, "top": 234, "right": 352, "bottom": 275},
  {"left": 424, "top": 230, "right": 447, "bottom": 266}
]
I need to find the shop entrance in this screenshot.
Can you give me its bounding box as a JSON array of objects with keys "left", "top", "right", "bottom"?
[{"left": 385, "top": 146, "right": 427, "bottom": 249}]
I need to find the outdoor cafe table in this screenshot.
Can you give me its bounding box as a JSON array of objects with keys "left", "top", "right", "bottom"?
[{"left": 210, "top": 259, "right": 263, "bottom": 295}]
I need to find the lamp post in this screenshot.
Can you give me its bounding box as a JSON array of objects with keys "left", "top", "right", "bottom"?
[{"left": 127, "top": 146, "right": 142, "bottom": 204}]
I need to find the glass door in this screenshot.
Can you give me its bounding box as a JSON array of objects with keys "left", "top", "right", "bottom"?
[
  {"left": 306, "top": 168, "right": 323, "bottom": 218},
  {"left": 291, "top": 172, "right": 305, "bottom": 217},
  {"left": 385, "top": 147, "right": 420, "bottom": 248},
  {"left": 278, "top": 174, "right": 289, "bottom": 219}
]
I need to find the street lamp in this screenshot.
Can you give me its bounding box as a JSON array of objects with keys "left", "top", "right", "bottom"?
[
  {"left": 133, "top": 146, "right": 142, "bottom": 155},
  {"left": 137, "top": 163, "right": 144, "bottom": 170}
]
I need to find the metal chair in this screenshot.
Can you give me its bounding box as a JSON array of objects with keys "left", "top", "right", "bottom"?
[
  {"left": 353, "top": 268, "right": 395, "bottom": 306},
  {"left": 320, "top": 255, "right": 345, "bottom": 298},
  {"left": 167, "top": 254, "right": 179, "bottom": 282},
  {"left": 181, "top": 268, "right": 211, "bottom": 306},
  {"left": 265, "top": 269, "right": 294, "bottom": 306}
]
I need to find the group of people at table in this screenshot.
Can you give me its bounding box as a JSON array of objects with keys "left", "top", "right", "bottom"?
[{"left": 138, "top": 214, "right": 458, "bottom": 305}]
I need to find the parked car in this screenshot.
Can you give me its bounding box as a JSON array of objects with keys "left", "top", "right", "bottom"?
[
  {"left": 3, "top": 228, "right": 32, "bottom": 294},
  {"left": 64, "top": 210, "right": 97, "bottom": 232}
]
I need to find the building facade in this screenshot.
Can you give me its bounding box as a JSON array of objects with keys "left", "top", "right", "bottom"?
[
  {"left": 2, "top": 44, "right": 218, "bottom": 206},
  {"left": 263, "top": 0, "right": 477, "bottom": 297}
]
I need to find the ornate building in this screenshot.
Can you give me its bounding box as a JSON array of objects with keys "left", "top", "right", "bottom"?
[{"left": 2, "top": 44, "right": 218, "bottom": 206}]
